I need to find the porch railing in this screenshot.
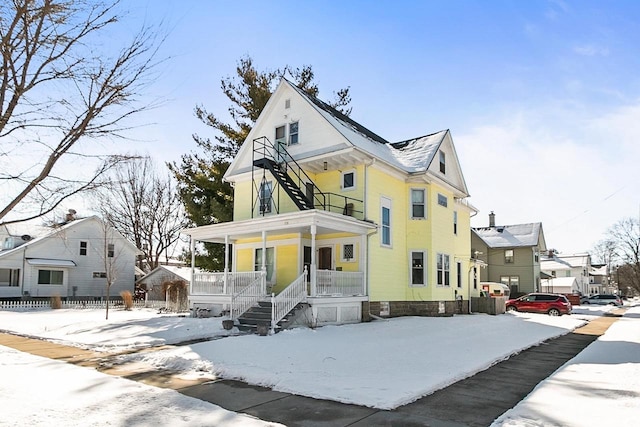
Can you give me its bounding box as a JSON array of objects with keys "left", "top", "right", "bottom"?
[
  {"left": 192, "top": 271, "right": 263, "bottom": 295},
  {"left": 316, "top": 270, "right": 365, "bottom": 296},
  {"left": 271, "top": 268, "right": 308, "bottom": 333},
  {"left": 230, "top": 272, "right": 267, "bottom": 320}
]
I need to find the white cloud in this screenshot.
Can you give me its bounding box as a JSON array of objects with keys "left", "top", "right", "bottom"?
[
  {"left": 573, "top": 44, "right": 610, "bottom": 56},
  {"left": 457, "top": 101, "right": 640, "bottom": 254}
]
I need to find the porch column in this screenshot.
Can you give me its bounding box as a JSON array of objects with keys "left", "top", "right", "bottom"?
[
  {"left": 310, "top": 224, "right": 317, "bottom": 297},
  {"left": 223, "top": 234, "right": 229, "bottom": 294},
  {"left": 190, "top": 237, "right": 196, "bottom": 296},
  {"left": 261, "top": 230, "right": 267, "bottom": 294}
]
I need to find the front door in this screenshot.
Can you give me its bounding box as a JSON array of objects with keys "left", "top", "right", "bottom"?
[{"left": 318, "top": 247, "right": 332, "bottom": 270}]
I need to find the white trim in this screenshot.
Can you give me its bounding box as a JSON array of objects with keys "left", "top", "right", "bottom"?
[{"left": 410, "top": 187, "right": 426, "bottom": 220}]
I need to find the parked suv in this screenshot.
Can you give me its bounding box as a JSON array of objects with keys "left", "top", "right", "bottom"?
[
  {"left": 506, "top": 293, "right": 572, "bottom": 316},
  {"left": 582, "top": 294, "right": 623, "bottom": 306}
]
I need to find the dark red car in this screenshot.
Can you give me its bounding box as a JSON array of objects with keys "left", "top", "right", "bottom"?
[{"left": 505, "top": 293, "right": 572, "bottom": 316}]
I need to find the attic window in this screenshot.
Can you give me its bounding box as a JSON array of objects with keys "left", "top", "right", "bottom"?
[
  {"left": 285, "top": 99, "right": 291, "bottom": 109},
  {"left": 439, "top": 150, "right": 446, "bottom": 174}
]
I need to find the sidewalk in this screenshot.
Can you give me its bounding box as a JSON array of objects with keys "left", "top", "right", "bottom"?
[{"left": 0, "top": 312, "right": 623, "bottom": 427}]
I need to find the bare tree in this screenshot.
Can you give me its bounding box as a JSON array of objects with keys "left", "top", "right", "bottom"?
[
  {"left": 95, "top": 214, "right": 121, "bottom": 320},
  {"left": 100, "top": 157, "right": 187, "bottom": 272},
  {"left": 0, "top": 0, "right": 164, "bottom": 226},
  {"left": 609, "top": 217, "right": 640, "bottom": 294}
]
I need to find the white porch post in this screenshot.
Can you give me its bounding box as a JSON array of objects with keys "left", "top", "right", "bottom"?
[
  {"left": 261, "top": 230, "right": 267, "bottom": 294},
  {"left": 223, "top": 234, "right": 229, "bottom": 294},
  {"left": 190, "top": 237, "right": 196, "bottom": 297},
  {"left": 310, "top": 224, "right": 317, "bottom": 297}
]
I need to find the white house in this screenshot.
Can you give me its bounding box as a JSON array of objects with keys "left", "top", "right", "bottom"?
[
  {"left": 136, "top": 265, "right": 202, "bottom": 301},
  {"left": 540, "top": 252, "right": 591, "bottom": 296},
  {"left": 0, "top": 216, "right": 138, "bottom": 299}
]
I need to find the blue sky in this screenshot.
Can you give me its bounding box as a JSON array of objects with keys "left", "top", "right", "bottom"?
[{"left": 106, "top": 0, "right": 640, "bottom": 255}]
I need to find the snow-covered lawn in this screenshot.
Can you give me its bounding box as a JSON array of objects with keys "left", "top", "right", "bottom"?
[
  {"left": 0, "top": 346, "right": 282, "bottom": 427},
  {"left": 1, "top": 307, "right": 587, "bottom": 409},
  {"left": 2, "top": 303, "right": 639, "bottom": 426},
  {"left": 492, "top": 305, "right": 640, "bottom": 427}
]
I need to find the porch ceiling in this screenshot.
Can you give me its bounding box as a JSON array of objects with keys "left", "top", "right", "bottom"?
[{"left": 182, "top": 209, "right": 377, "bottom": 243}]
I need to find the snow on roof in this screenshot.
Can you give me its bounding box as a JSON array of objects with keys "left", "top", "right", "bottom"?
[
  {"left": 472, "top": 223, "right": 542, "bottom": 248},
  {"left": 541, "top": 259, "right": 572, "bottom": 271},
  {"left": 590, "top": 265, "right": 607, "bottom": 276},
  {"left": 286, "top": 80, "right": 446, "bottom": 174},
  {"left": 544, "top": 276, "right": 578, "bottom": 286},
  {"left": 541, "top": 253, "right": 589, "bottom": 268},
  {"left": 139, "top": 265, "right": 202, "bottom": 283}
]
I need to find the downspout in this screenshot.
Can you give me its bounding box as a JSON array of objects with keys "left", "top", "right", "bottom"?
[
  {"left": 21, "top": 246, "right": 26, "bottom": 298},
  {"left": 364, "top": 158, "right": 376, "bottom": 318},
  {"left": 190, "top": 237, "right": 196, "bottom": 302}
]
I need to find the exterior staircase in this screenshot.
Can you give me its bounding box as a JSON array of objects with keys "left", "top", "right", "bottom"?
[
  {"left": 253, "top": 157, "right": 314, "bottom": 211},
  {"left": 237, "top": 300, "right": 305, "bottom": 334}
]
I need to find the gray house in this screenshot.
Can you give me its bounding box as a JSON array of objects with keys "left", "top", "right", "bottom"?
[{"left": 472, "top": 212, "right": 547, "bottom": 295}]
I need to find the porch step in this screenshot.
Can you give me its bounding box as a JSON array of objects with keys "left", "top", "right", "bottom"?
[{"left": 236, "top": 301, "right": 305, "bottom": 334}]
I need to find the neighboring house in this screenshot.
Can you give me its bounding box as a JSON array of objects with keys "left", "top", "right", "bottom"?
[
  {"left": 540, "top": 252, "right": 592, "bottom": 296},
  {"left": 182, "top": 78, "right": 478, "bottom": 328},
  {"left": 472, "top": 212, "right": 547, "bottom": 295},
  {"left": 540, "top": 276, "right": 579, "bottom": 294},
  {"left": 136, "top": 265, "right": 201, "bottom": 302},
  {"left": 0, "top": 216, "right": 138, "bottom": 300},
  {"left": 590, "top": 264, "right": 609, "bottom": 294}
]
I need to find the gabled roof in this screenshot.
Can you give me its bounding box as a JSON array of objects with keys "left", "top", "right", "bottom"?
[
  {"left": 286, "top": 80, "right": 450, "bottom": 175},
  {"left": 137, "top": 265, "right": 201, "bottom": 284},
  {"left": 226, "top": 78, "right": 469, "bottom": 196},
  {"left": 472, "top": 223, "right": 543, "bottom": 248},
  {"left": 0, "top": 216, "right": 138, "bottom": 258}
]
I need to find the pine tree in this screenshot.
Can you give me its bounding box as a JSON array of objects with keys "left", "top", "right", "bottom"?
[{"left": 169, "top": 56, "right": 352, "bottom": 271}]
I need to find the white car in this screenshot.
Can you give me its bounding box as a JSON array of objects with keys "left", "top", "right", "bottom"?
[{"left": 582, "top": 294, "right": 623, "bottom": 306}]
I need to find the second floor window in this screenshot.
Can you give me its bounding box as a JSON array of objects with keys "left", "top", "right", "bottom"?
[
  {"left": 438, "top": 193, "right": 448, "bottom": 207},
  {"left": 107, "top": 244, "right": 114, "bottom": 258},
  {"left": 275, "top": 126, "right": 285, "bottom": 145},
  {"left": 411, "top": 189, "right": 425, "bottom": 219},
  {"left": 453, "top": 211, "right": 458, "bottom": 234},
  {"left": 381, "top": 197, "right": 391, "bottom": 247},
  {"left": 80, "top": 241, "right": 87, "bottom": 256},
  {"left": 342, "top": 170, "right": 355, "bottom": 190},
  {"left": 259, "top": 180, "right": 273, "bottom": 214},
  {"left": 289, "top": 121, "right": 299, "bottom": 145},
  {"left": 505, "top": 249, "right": 514, "bottom": 263}
]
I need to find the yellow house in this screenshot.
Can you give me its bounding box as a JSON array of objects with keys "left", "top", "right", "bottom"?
[{"left": 183, "top": 79, "right": 479, "bottom": 331}]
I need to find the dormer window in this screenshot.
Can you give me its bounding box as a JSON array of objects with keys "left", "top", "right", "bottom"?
[{"left": 439, "top": 150, "right": 446, "bottom": 174}]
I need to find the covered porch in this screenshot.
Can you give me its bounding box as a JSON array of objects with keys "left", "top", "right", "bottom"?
[{"left": 182, "top": 210, "right": 377, "bottom": 327}]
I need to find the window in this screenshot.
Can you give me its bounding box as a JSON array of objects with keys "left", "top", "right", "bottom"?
[
  {"left": 342, "top": 170, "right": 355, "bottom": 190},
  {"left": 381, "top": 197, "right": 391, "bottom": 247},
  {"left": 439, "top": 150, "right": 446, "bottom": 174},
  {"left": 437, "top": 193, "right": 448, "bottom": 207},
  {"left": 80, "top": 241, "right": 87, "bottom": 256},
  {"left": 453, "top": 211, "right": 458, "bottom": 235},
  {"left": 259, "top": 180, "right": 273, "bottom": 214},
  {"left": 38, "top": 270, "right": 63, "bottom": 285},
  {"left": 411, "top": 189, "right": 425, "bottom": 219},
  {"left": 342, "top": 244, "right": 355, "bottom": 261},
  {"left": 107, "top": 243, "right": 114, "bottom": 258},
  {"left": 473, "top": 266, "right": 478, "bottom": 289},
  {"left": 551, "top": 270, "right": 556, "bottom": 277},
  {"left": 275, "top": 126, "right": 285, "bottom": 145},
  {"left": 534, "top": 252, "right": 539, "bottom": 263},
  {"left": 285, "top": 99, "right": 291, "bottom": 109},
  {"left": 437, "top": 253, "right": 450, "bottom": 287},
  {"left": 92, "top": 272, "right": 107, "bottom": 278},
  {"left": 289, "top": 121, "right": 299, "bottom": 145},
  {"left": 410, "top": 251, "right": 426, "bottom": 286},
  {"left": 255, "top": 247, "right": 275, "bottom": 282},
  {"left": 0, "top": 269, "right": 19, "bottom": 287},
  {"left": 501, "top": 276, "right": 519, "bottom": 293},
  {"left": 504, "top": 249, "right": 514, "bottom": 263},
  {"left": 457, "top": 261, "right": 462, "bottom": 288}
]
